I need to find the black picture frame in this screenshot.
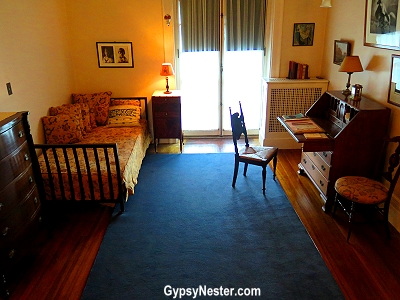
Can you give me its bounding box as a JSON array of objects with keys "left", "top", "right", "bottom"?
[
  {"left": 292, "top": 23, "right": 315, "bottom": 46},
  {"left": 364, "top": 0, "right": 400, "bottom": 50},
  {"left": 333, "top": 40, "right": 351, "bottom": 65},
  {"left": 96, "top": 42, "right": 134, "bottom": 68}
]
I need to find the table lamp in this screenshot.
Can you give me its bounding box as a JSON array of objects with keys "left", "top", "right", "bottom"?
[
  {"left": 160, "top": 63, "right": 174, "bottom": 94},
  {"left": 338, "top": 56, "right": 363, "bottom": 96}
]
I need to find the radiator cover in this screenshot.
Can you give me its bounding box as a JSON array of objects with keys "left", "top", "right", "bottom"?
[{"left": 259, "top": 78, "right": 329, "bottom": 148}]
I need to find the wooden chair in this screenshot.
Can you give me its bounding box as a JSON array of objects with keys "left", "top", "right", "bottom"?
[
  {"left": 332, "top": 136, "right": 400, "bottom": 242},
  {"left": 229, "top": 101, "right": 278, "bottom": 195}
]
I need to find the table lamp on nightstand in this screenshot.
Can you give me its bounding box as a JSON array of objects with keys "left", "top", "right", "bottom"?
[{"left": 160, "top": 63, "right": 175, "bottom": 94}]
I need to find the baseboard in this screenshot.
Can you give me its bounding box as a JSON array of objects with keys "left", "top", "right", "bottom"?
[{"left": 259, "top": 132, "right": 302, "bottom": 149}]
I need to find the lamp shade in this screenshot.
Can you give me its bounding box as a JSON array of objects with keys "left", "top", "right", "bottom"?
[
  {"left": 160, "top": 63, "right": 174, "bottom": 76},
  {"left": 338, "top": 56, "right": 363, "bottom": 73},
  {"left": 320, "top": 0, "right": 332, "bottom": 7}
]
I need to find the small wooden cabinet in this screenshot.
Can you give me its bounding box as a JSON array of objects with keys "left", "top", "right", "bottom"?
[
  {"left": 279, "top": 91, "right": 391, "bottom": 212},
  {"left": 152, "top": 90, "right": 183, "bottom": 152},
  {"left": 0, "top": 112, "right": 43, "bottom": 298}
]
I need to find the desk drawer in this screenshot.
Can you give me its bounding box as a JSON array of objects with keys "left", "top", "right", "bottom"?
[
  {"left": 301, "top": 152, "right": 329, "bottom": 195},
  {"left": 306, "top": 152, "right": 331, "bottom": 179}
]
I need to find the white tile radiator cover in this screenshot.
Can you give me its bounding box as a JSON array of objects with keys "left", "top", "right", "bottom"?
[{"left": 259, "top": 78, "right": 329, "bottom": 149}]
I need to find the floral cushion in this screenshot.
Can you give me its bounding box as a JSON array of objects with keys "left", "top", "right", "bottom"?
[
  {"left": 48, "top": 103, "right": 89, "bottom": 134},
  {"left": 107, "top": 105, "right": 141, "bottom": 127},
  {"left": 71, "top": 91, "right": 112, "bottom": 128},
  {"left": 335, "top": 176, "right": 388, "bottom": 205},
  {"left": 42, "top": 114, "right": 84, "bottom": 144}
]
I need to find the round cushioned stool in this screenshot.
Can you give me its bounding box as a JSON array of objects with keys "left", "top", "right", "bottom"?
[{"left": 333, "top": 176, "right": 389, "bottom": 242}]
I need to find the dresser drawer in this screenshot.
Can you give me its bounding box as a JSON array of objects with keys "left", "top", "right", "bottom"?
[
  {"left": 306, "top": 152, "right": 331, "bottom": 179},
  {"left": 0, "top": 141, "right": 32, "bottom": 190},
  {"left": 301, "top": 152, "right": 329, "bottom": 195},
  {"left": 0, "top": 166, "right": 36, "bottom": 219},
  {"left": 0, "top": 208, "right": 42, "bottom": 272},
  {"left": 0, "top": 119, "right": 26, "bottom": 162},
  {"left": 0, "top": 187, "right": 41, "bottom": 243},
  {"left": 154, "top": 111, "right": 180, "bottom": 118},
  {"left": 152, "top": 97, "right": 181, "bottom": 112},
  {"left": 317, "top": 151, "right": 332, "bottom": 165}
]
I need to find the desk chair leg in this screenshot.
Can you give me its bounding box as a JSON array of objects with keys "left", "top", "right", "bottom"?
[
  {"left": 262, "top": 166, "right": 266, "bottom": 195},
  {"left": 332, "top": 193, "right": 339, "bottom": 217},
  {"left": 243, "top": 162, "right": 248, "bottom": 176},
  {"left": 232, "top": 158, "right": 239, "bottom": 188}
]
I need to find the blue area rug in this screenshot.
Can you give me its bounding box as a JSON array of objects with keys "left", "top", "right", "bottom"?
[{"left": 81, "top": 153, "right": 343, "bottom": 299}]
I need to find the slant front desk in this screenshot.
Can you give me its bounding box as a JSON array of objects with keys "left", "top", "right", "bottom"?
[{"left": 278, "top": 91, "right": 391, "bottom": 212}]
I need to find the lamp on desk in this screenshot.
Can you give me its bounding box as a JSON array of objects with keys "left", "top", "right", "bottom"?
[
  {"left": 160, "top": 63, "right": 174, "bottom": 94},
  {"left": 338, "top": 56, "right": 363, "bottom": 96}
]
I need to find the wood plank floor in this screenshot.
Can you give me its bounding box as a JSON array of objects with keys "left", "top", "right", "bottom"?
[{"left": 8, "top": 138, "right": 400, "bottom": 300}]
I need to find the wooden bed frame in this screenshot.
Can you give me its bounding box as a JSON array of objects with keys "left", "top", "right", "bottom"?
[
  {"left": 33, "top": 143, "right": 125, "bottom": 211},
  {"left": 32, "top": 97, "right": 151, "bottom": 213}
]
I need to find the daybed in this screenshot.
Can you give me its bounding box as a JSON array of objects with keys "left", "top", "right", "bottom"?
[{"left": 33, "top": 92, "right": 152, "bottom": 212}]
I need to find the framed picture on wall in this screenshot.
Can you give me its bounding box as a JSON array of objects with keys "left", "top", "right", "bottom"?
[
  {"left": 388, "top": 54, "right": 400, "bottom": 106},
  {"left": 292, "top": 23, "right": 315, "bottom": 46},
  {"left": 333, "top": 40, "right": 351, "bottom": 65},
  {"left": 96, "top": 42, "right": 134, "bottom": 68},
  {"left": 364, "top": 0, "right": 400, "bottom": 50}
]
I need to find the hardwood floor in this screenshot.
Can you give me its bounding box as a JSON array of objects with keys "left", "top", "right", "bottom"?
[{"left": 8, "top": 138, "right": 400, "bottom": 300}]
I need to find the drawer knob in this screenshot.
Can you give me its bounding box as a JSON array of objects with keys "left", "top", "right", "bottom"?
[
  {"left": 24, "top": 153, "right": 29, "bottom": 161},
  {"left": 8, "top": 249, "right": 15, "bottom": 259},
  {"left": 323, "top": 152, "right": 328, "bottom": 157},
  {"left": 34, "top": 197, "right": 38, "bottom": 204},
  {"left": 313, "top": 152, "right": 317, "bottom": 156},
  {"left": 18, "top": 131, "right": 24, "bottom": 138},
  {"left": 2, "top": 226, "right": 10, "bottom": 236},
  {"left": 320, "top": 180, "right": 324, "bottom": 187},
  {"left": 303, "top": 159, "right": 307, "bottom": 164},
  {"left": 321, "top": 165, "right": 326, "bottom": 171},
  {"left": 312, "top": 165, "right": 315, "bottom": 170},
  {"left": 29, "top": 176, "right": 34, "bottom": 183}
]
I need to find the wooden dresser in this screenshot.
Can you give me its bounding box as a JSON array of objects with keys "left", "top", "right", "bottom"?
[
  {"left": 278, "top": 91, "right": 391, "bottom": 212},
  {"left": 0, "top": 112, "right": 43, "bottom": 299},
  {"left": 152, "top": 90, "right": 183, "bottom": 152}
]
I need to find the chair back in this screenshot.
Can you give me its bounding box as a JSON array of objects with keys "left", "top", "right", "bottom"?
[
  {"left": 382, "top": 136, "right": 400, "bottom": 200},
  {"left": 229, "top": 102, "right": 249, "bottom": 154}
]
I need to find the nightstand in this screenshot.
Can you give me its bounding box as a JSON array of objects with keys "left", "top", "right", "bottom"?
[{"left": 152, "top": 90, "right": 183, "bottom": 152}]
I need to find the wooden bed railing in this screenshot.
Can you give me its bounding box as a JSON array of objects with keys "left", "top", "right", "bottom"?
[{"left": 33, "top": 143, "right": 125, "bottom": 212}]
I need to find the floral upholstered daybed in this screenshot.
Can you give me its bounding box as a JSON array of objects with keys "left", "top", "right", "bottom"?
[{"left": 33, "top": 92, "right": 152, "bottom": 211}]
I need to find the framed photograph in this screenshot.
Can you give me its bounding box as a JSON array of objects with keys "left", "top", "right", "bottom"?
[
  {"left": 333, "top": 40, "right": 351, "bottom": 65},
  {"left": 293, "top": 23, "right": 315, "bottom": 46},
  {"left": 96, "top": 42, "right": 134, "bottom": 68},
  {"left": 388, "top": 54, "right": 400, "bottom": 106},
  {"left": 364, "top": 0, "right": 400, "bottom": 50}
]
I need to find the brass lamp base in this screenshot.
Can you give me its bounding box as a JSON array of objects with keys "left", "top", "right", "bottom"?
[{"left": 342, "top": 89, "right": 351, "bottom": 96}]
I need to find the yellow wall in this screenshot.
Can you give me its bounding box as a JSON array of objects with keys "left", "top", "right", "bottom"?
[
  {"left": 64, "top": 0, "right": 167, "bottom": 97},
  {"left": 0, "top": 0, "right": 75, "bottom": 143},
  {"left": 278, "top": 0, "right": 329, "bottom": 78}
]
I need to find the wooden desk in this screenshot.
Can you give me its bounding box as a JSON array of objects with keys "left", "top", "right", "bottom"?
[{"left": 279, "top": 91, "right": 391, "bottom": 212}]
